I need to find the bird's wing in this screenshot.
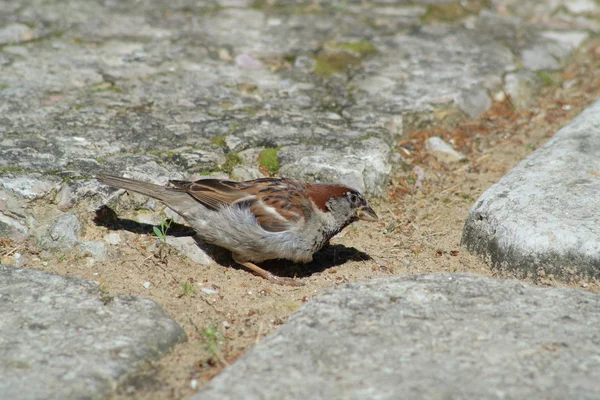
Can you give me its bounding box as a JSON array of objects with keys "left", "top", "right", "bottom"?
[{"left": 169, "top": 178, "right": 310, "bottom": 232}]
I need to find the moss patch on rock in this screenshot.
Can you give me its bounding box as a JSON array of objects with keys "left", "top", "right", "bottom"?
[{"left": 258, "top": 148, "right": 280, "bottom": 176}]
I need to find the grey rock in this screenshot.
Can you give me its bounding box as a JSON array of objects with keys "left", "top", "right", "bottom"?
[
  {"left": 540, "top": 31, "right": 589, "bottom": 51},
  {"left": 0, "top": 175, "right": 61, "bottom": 201},
  {"left": 462, "top": 99, "right": 600, "bottom": 280},
  {"left": 0, "top": 23, "right": 35, "bottom": 45},
  {"left": 521, "top": 45, "right": 560, "bottom": 71},
  {"left": 0, "top": 212, "right": 28, "bottom": 239},
  {"left": 231, "top": 166, "right": 266, "bottom": 181},
  {"left": 40, "top": 213, "right": 82, "bottom": 250},
  {"left": 235, "top": 54, "right": 263, "bottom": 70},
  {"left": 353, "top": 27, "right": 514, "bottom": 114},
  {"left": 278, "top": 138, "right": 391, "bottom": 196},
  {"left": 0, "top": 266, "right": 186, "bottom": 400},
  {"left": 194, "top": 273, "right": 600, "bottom": 400},
  {"left": 457, "top": 87, "right": 492, "bottom": 118},
  {"left": 504, "top": 71, "right": 542, "bottom": 109},
  {"left": 476, "top": 10, "right": 521, "bottom": 42},
  {"left": 519, "top": 32, "right": 586, "bottom": 72},
  {"left": 103, "top": 232, "right": 122, "bottom": 245},
  {"left": 34, "top": 213, "right": 107, "bottom": 262},
  {"left": 564, "top": 0, "right": 598, "bottom": 14},
  {"left": 165, "top": 235, "right": 213, "bottom": 265},
  {"left": 425, "top": 136, "right": 466, "bottom": 163},
  {"left": 78, "top": 240, "right": 108, "bottom": 262}
]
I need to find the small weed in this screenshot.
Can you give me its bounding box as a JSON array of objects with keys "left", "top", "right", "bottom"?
[
  {"left": 153, "top": 218, "right": 171, "bottom": 245},
  {"left": 201, "top": 323, "right": 227, "bottom": 366},
  {"left": 258, "top": 147, "right": 280, "bottom": 176},
  {"left": 180, "top": 280, "right": 195, "bottom": 297}
]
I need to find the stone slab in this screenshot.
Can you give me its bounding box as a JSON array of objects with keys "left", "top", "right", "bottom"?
[
  {"left": 462, "top": 99, "right": 600, "bottom": 280},
  {"left": 0, "top": 266, "right": 186, "bottom": 400},
  {"left": 193, "top": 273, "right": 600, "bottom": 400}
]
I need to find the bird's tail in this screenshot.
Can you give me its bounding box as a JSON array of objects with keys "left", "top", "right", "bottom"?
[{"left": 97, "top": 173, "right": 190, "bottom": 205}]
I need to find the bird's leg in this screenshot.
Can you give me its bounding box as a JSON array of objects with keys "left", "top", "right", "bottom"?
[{"left": 232, "top": 254, "right": 304, "bottom": 287}]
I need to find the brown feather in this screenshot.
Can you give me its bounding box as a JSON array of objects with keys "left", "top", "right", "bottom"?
[{"left": 170, "top": 177, "right": 310, "bottom": 230}]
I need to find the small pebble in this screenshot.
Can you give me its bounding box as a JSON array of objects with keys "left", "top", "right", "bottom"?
[
  {"left": 190, "top": 379, "right": 199, "bottom": 390},
  {"left": 222, "top": 321, "right": 231, "bottom": 329},
  {"left": 201, "top": 287, "right": 218, "bottom": 295},
  {"left": 143, "top": 281, "right": 151, "bottom": 289}
]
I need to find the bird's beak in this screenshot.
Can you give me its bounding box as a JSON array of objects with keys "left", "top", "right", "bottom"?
[{"left": 357, "top": 205, "right": 378, "bottom": 221}]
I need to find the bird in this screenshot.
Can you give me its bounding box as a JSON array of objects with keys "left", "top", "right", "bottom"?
[{"left": 96, "top": 174, "right": 378, "bottom": 286}]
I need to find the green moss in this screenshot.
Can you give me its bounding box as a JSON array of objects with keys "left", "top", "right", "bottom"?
[
  {"left": 332, "top": 41, "right": 377, "bottom": 57},
  {"left": 421, "top": 1, "right": 485, "bottom": 22},
  {"left": 0, "top": 166, "right": 26, "bottom": 175},
  {"left": 258, "top": 147, "right": 280, "bottom": 176},
  {"left": 210, "top": 135, "right": 227, "bottom": 148},
  {"left": 221, "top": 152, "right": 242, "bottom": 174},
  {"left": 313, "top": 40, "right": 377, "bottom": 76},
  {"left": 314, "top": 53, "right": 362, "bottom": 76},
  {"left": 147, "top": 149, "right": 177, "bottom": 159}
]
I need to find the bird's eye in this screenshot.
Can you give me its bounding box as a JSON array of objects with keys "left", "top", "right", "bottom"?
[{"left": 349, "top": 192, "right": 359, "bottom": 204}]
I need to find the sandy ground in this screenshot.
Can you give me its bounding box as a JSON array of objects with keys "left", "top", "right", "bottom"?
[{"left": 2, "top": 40, "right": 599, "bottom": 399}]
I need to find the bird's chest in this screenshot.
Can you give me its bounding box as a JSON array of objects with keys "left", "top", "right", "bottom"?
[{"left": 310, "top": 225, "right": 341, "bottom": 253}]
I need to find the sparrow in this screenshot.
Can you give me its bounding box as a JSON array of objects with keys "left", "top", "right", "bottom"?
[{"left": 97, "top": 174, "right": 378, "bottom": 286}]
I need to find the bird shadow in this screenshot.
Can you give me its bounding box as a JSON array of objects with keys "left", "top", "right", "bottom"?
[
  {"left": 94, "top": 205, "right": 195, "bottom": 237},
  {"left": 94, "top": 205, "right": 372, "bottom": 279}
]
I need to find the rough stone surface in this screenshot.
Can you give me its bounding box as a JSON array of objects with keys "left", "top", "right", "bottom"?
[
  {"left": 462, "top": 99, "right": 600, "bottom": 279},
  {"left": 278, "top": 138, "right": 391, "bottom": 195},
  {"left": 504, "top": 71, "right": 542, "bottom": 109},
  {"left": 165, "top": 235, "right": 213, "bottom": 266},
  {"left": 0, "top": 266, "right": 186, "bottom": 400},
  {"left": 33, "top": 213, "right": 107, "bottom": 261},
  {"left": 194, "top": 273, "right": 600, "bottom": 400}
]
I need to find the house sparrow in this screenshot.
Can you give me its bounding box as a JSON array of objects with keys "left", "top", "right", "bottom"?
[{"left": 97, "top": 174, "right": 378, "bottom": 286}]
